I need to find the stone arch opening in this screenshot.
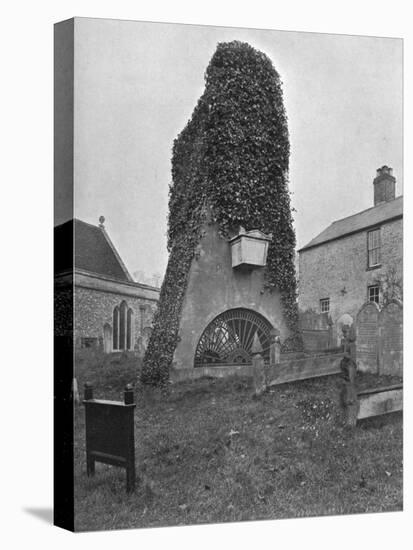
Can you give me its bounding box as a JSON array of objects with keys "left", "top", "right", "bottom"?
[
  {"left": 113, "top": 306, "right": 120, "bottom": 350},
  {"left": 194, "top": 308, "right": 273, "bottom": 367}
]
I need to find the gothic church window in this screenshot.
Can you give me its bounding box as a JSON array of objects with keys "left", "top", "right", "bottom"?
[{"left": 113, "top": 301, "right": 134, "bottom": 350}]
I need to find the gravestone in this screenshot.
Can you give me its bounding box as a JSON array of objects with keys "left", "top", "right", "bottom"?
[
  {"left": 299, "top": 309, "right": 333, "bottom": 351},
  {"left": 378, "top": 300, "right": 403, "bottom": 376},
  {"left": 356, "top": 302, "right": 379, "bottom": 373}
]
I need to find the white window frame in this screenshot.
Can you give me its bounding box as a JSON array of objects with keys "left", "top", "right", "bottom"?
[
  {"left": 367, "top": 228, "right": 381, "bottom": 268},
  {"left": 320, "top": 298, "right": 330, "bottom": 313},
  {"left": 368, "top": 284, "right": 380, "bottom": 304}
]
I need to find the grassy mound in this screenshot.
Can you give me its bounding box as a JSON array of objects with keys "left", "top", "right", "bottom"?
[{"left": 74, "top": 373, "right": 402, "bottom": 531}]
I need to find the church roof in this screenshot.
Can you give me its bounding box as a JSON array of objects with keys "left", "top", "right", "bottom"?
[
  {"left": 299, "top": 195, "right": 403, "bottom": 252},
  {"left": 54, "top": 218, "right": 133, "bottom": 282}
]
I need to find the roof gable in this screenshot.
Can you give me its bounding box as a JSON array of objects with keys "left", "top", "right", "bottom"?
[
  {"left": 299, "top": 196, "right": 403, "bottom": 252},
  {"left": 54, "top": 219, "right": 132, "bottom": 281}
]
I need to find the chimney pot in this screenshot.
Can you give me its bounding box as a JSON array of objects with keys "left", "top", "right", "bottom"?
[{"left": 373, "top": 166, "right": 395, "bottom": 206}]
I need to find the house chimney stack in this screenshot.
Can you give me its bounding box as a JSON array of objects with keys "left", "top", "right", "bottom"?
[{"left": 373, "top": 165, "right": 395, "bottom": 206}]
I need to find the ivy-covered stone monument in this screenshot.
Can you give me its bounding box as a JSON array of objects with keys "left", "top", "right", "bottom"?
[{"left": 142, "top": 41, "right": 301, "bottom": 387}]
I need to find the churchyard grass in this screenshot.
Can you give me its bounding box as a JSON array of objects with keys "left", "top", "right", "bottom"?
[{"left": 74, "top": 356, "right": 402, "bottom": 531}]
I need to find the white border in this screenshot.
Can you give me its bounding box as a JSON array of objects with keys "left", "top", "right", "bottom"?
[{"left": 1, "top": 1, "right": 411, "bottom": 549}]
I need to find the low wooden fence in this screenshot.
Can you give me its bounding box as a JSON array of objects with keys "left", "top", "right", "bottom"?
[
  {"left": 171, "top": 352, "right": 342, "bottom": 386},
  {"left": 343, "top": 381, "right": 403, "bottom": 426},
  {"left": 266, "top": 353, "right": 342, "bottom": 386}
]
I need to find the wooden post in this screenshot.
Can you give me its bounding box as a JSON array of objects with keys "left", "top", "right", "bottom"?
[
  {"left": 124, "top": 384, "right": 136, "bottom": 493},
  {"left": 340, "top": 325, "right": 359, "bottom": 426},
  {"left": 341, "top": 374, "right": 359, "bottom": 426},
  {"left": 124, "top": 383, "right": 134, "bottom": 405},
  {"left": 252, "top": 332, "right": 266, "bottom": 396},
  {"left": 269, "top": 328, "right": 281, "bottom": 366},
  {"left": 252, "top": 354, "right": 266, "bottom": 396}
]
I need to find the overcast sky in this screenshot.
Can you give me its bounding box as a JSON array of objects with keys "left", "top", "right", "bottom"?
[{"left": 65, "top": 17, "right": 402, "bottom": 280}]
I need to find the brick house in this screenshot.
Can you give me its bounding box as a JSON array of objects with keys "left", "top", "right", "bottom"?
[
  {"left": 298, "top": 166, "right": 403, "bottom": 345},
  {"left": 55, "top": 217, "right": 160, "bottom": 353}
]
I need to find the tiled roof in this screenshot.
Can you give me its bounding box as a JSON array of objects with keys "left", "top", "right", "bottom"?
[
  {"left": 299, "top": 196, "right": 403, "bottom": 252},
  {"left": 54, "top": 219, "right": 132, "bottom": 281}
]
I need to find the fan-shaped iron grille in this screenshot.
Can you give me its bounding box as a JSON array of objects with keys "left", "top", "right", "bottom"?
[{"left": 194, "top": 308, "right": 273, "bottom": 367}]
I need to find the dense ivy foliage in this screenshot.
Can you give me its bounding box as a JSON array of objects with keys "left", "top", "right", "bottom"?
[{"left": 141, "top": 41, "right": 302, "bottom": 387}]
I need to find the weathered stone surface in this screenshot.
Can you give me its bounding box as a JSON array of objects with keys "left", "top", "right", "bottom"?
[
  {"left": 73, "top": 286, "right": 156, "bottom": 352},
  {"left": 340, "top": 382, "right": 359, "bottom": 426},
  {"left": 356, "top": 301, "right": 379, "bottom": 373},
  {"left": 378, "top": 300, "right": 403, "bottom": 376}
]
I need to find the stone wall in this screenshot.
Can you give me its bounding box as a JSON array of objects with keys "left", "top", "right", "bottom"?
[
  {"left": 298, "top": 217, "right": 402, "bottom": 342},
  {"left": 73, "top": 286, "right": 157, "bottom": 353}
]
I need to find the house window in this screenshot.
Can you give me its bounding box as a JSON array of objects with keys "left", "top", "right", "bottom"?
[
  {"left": 367, "top": 228, "right": 381, "bottom": 268},
  {"left": 368, "top": 285, "right": 380, "bottom": 304},
  {"left": 113, "top": 301, "right": 134, "bottom": 350},
  {"left": 320, "top": 298, "right": 330, "bottom": 313}
]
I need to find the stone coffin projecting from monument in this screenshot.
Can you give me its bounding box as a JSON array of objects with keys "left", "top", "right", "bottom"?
[
  {"left": 171, "top": 220, "right": 289, "bottom": 371},
  {"left": 229, "top": 227, "right": 272, "bottom": 269}
]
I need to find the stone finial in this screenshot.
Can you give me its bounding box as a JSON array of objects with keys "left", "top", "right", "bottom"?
[
  {"left": 376, "top": 165, "right": 393, "bottom": 177},
  {"left": 270, "top": 327, "right": 280, "bottom": 343},
  {"left": 99, "top": 215, "right": 105, "bottom": 228}
]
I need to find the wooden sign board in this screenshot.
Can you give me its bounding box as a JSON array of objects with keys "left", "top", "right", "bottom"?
[{"left": 84, "top": 384, "right": 136, "bottom": 492}]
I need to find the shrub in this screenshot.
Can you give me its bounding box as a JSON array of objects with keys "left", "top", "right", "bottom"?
[{"left": 142, "top": 41, "right": 301, "bottom": 387}]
